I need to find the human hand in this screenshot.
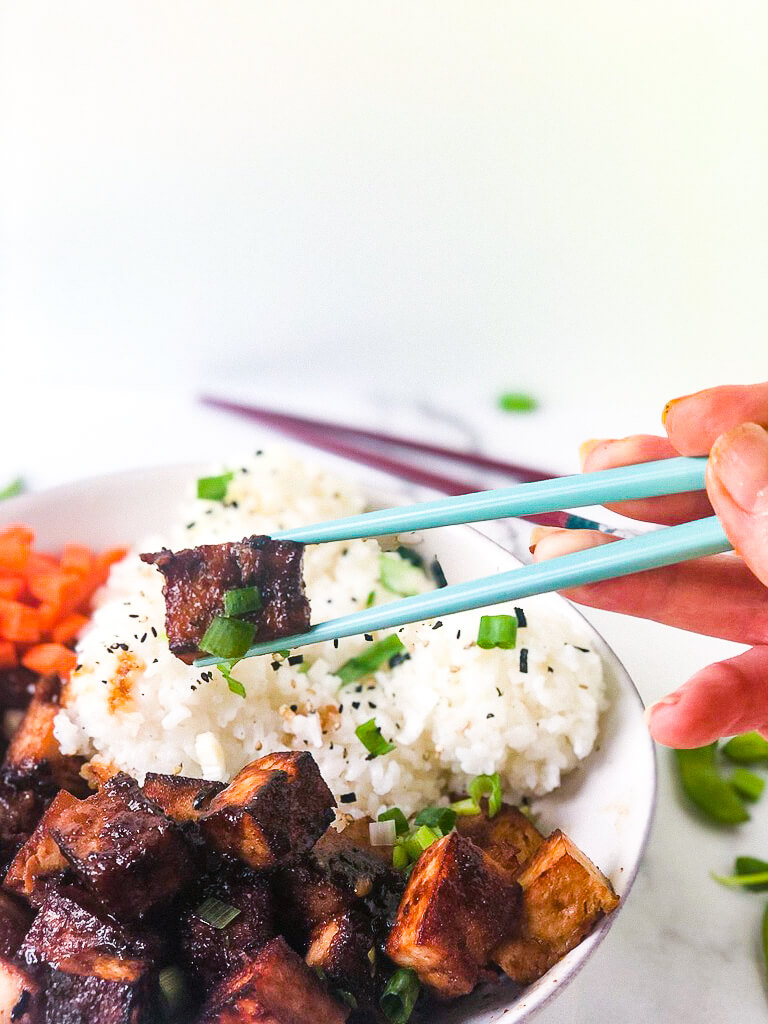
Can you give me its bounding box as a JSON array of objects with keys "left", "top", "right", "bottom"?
[{"left": 530, "top": 382, "right": 768, "bottom": 748}]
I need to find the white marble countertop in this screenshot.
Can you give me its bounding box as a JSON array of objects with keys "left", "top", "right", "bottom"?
[{"left": 1, "top": 384, "right": 762, "bottom": 1023}]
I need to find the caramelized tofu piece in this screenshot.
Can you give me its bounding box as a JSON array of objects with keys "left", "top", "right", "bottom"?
[
  {"left": 455, "top": 803, "right": 544, "bottom": 879},
  {"left": 273, "top": 860, "right": 350, "bottom": 946},
  {"left": 0, "top": 764, "right": 59, "bottom": 874},
  {"left": 386, "top": 832, "right": 521, "bottom": 998},
  {"left": 43, "top": 950, "right": 155, "bottom": 1024},
  {"left": 314, "top": 817, "right": 394, "bottom": 867},
  {"left": 19, "top": 889, "right": 160, "bottom": 968},
  {"left": 201, "top": 752, "right": 334, "bottom": 869},
  {"left": 140, "top": 536, "right": 310, "bottom": 657},
  {"left": 0, "top": 958, "right": 40, "bottom": 1024},
  {"left": 181, "top": 869, "right": 274, "bottom": 991},
  {"left": 306, "top": 910, "right": 378, "bottom": 1009},
  {"left": 4, "top": 677, "right": 85, "bottom": 795},
  {"left": 199, "top": 936, "right": 349, "bottom": 1024},
  {"left": 142, "top": 773, "right": 224, "bottom": 824},
  {"left": 4, "top": 790, "right": 78, "bottom": 905},
  {"left": 0, "top": 890, "right": 33, "bottom": 958},
  {"left": 493, "top": 830, "right": 619, "bottom": 985},
  {"left": 49, "top": 773, "right": 195, "bottom": 918}
]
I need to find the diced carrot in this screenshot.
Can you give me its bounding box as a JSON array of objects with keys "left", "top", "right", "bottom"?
[
  {"left": 0, "top": 525, "right": 34, "bottom": 574},
  {"left": 35, "top": 603, "right": 58, "bottom": 633},
  {"left": 0, "top": 640, "right": 16, "bottom": 669},
  {"left": 27, "top": 569, "right": 82, "bottom": 609},
  {"left": 21, "top": 643, "right": 77, "bottom": 679},
  {"left": 23, "top": 550, "right": 58, "bottom": 577},
  {"left": 51, "top": 613, "right": 89, "bottom": 644},
  {"left": 60, "top": 544, "right": 95, "bottom": 575},
  {"left": 95, "top": 547, "right": 128, "bottom": 575},
  {"left": 0, "top": 600, "right": 41, "bottom": 644},
  {"left": 0, "top": 577, "right": 24, "bottom": 600}
]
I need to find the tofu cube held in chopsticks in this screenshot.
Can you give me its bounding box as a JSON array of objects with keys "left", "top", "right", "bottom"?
[
  {"left": 493, "top": 829, "right": 619, "bottom": 985},
  {"left": 386, "top": 831, "right": 522, "bottom": 998},
  {"left": 140, "top": 535, "right": 310, "bottom": 658},
  {"left": 201, "top": 751, "right": 335, "bottom": 869}
]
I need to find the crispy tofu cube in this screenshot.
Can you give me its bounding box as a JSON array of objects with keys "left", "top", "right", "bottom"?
[
  {"left": 201, "top": 752, "right": 334, "bottom": 869},
  {"left": 141, "top": 773, "right": 224, "bottom": 823},
  {"left": 0, "top": 890, "right": 33, "bottom": 958},
  {"left": 0, "top": 765, "right": 59, "bottom": 874},
  {"left": 0, "top": 957, "right": 40, "bottom": 1024},
  {"left": 4, "top": 790, "right": 78, "bottom": 906},
  {"left": 181, "top": 869, "right": 275, "bottom": 991},
  {"left": 199, "top": 936, "right": 349, "bottom": 1024},
  {"left": 455, "top": 803, "right": 544, "bottom": 879},
  {"left": 140, "top": 536, "right": 310, "bottom": 658},
  {"left": 43, "top": 950, "right": 155, "bottom": 1024},
  {"left": 306, "top": 910, "right": 378, "bottom": 1009},
  {"left": 49, "top": 773, "right": 195, "bottom": 918},
  {"left": 386, "top": 832, "right": 521, "bottom": 998},
  {"left": 493, "top": 829, "right": 619, "bottom": 985},
  {"left": 19, "top": 889, "right": 161, "bottom": 968},
  {"left": 273, "top": 860, "right": 351, "bottom": 947},
  {"left": 4, "top": 677, "right": 86, "bottom": 796}
]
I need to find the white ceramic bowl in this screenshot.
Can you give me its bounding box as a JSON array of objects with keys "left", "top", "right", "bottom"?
[{"left": 3, "top": 463, "right": 656, "bottom": 1023}]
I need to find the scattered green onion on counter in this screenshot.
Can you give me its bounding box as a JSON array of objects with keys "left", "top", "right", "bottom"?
[
  {"left": 335, "top": 635, "right": 406, "bottom": 688},
  {"left": 355, "top": 718, "right": 395, "bottom": 758},
  {"left": 674, "top": 744, "right": 750, "bottom": 824},
  {"left": 476, "top": 614, "right": 517, "bottom": 650},
  {"left": 723, "top": 732, "right": 768, "bottom": 764},
  {"left": 223, "top": 586, "right": 262, "bottom": 617},
  {"left": 200, "top": 616, "right": 256, "bottom": 661},
  {"left": 731, "top": 768, "right": 766, "bottom": 802},
  {"left": 196, "top": 471, "right": 234, "bottom": 501},
  {"left": 498, "top": 391, "right": 538, "bottom": 413}
]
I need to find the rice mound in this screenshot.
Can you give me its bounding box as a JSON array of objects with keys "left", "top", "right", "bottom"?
[{"left": 55, "top": 450, "right": 608, "bottom": 820}]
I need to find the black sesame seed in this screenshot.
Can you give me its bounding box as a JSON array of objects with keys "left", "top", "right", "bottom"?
[
  {"left": 496, "top": 687, "right": 502, "bottom": 697},
  {"left": 364, "top": 633, "right": 373, "bottom": 642},
  {"left": 186, "top": 522, "right": 195, "bottom": 530},
  {"left": 255, "top": 449, "right": 263, "bottom": 456},
  {"left": 514, "top": 606, "right": 527, "bottom": 628},
  {"left": 368, "top": 702, "right": 377, "bottom": 709},
  {"left": 547, "top": 666, "right": 554, "bottom": 673},
  {"left": 271, "top": 660, "right": 281, "bottom": 671},
  {"left": 432, "top": 620, "right": 443, "bottom": 630},
  {"left": 487, "top": 713, "right": 495, "bottom": 719},
  {"left": 140, "top": 633, "right": 147, "bottom": 643},
  {"left": 430, "top": 558, "right": 448, "bottom": 588},
  {"left": 128, "top": 614, "right": 139, "bottom": 619},
  {"left": 333, "top": 639, "right": 339, "bottom": 649},
  {"left": 355, "top": 685, "right": 363, "bottom": 694},
  {"left": 340, "top": 792, "right": 356, "bottom": 804},
  {"left": 290, "top": 704, "right": 298, "bottom": 712},
  {"left": 573, "top": 645, "right": 590, "bottom": 653},
  {"left": 456, "top": 630, "right": 461, "bottom": 640},
  {"left": 339, "top": 704, "right": 344, "bottom": 713},
  {"left": 388, "top": 652, "right": 410, "bottom": 669},
  {"left": 151, "top": 627, "right": 157, "bottom": 637},
  {"left": 288, "top": 655, "right": 304, "bottom": 666},
  {"left": 520, "top": 649, "right": 529, "bottom": 673},
  {"left": 351, "top": 701, "right": 360, "bottom": 709}
]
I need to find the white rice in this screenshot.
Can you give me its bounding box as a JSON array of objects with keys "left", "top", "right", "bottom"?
[{"left": 55, "top": 449, "right": 608, "bottom": 820}]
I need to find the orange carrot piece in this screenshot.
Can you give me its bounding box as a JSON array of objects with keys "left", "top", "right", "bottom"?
[
  {"left": 0, "top": 577, "right": 24, "bottom": 600},
  {"left": 0, "top": 600, "right": 41, "bottom": 644},
  {"left": 27, "top": 570, "right": 81, "bottom": 609},
  {"left": 21, "top": 643, "right": 77, "bottom": 679},
  {"left": 0, "top": 525, "right": 34, "bottom": 574},
  {"left": 60, "top": 544, "right": 95, "bottom": 575},
  {"left": 0, "top": 640, "right": 16, "bottom": 669},
  {"left": 51, "top": 613, "right": 89, "bottom": 645}
]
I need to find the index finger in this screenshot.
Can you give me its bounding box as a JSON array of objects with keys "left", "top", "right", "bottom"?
[{"left": 663, "top": 381, "right": 768, "bottom": 456}]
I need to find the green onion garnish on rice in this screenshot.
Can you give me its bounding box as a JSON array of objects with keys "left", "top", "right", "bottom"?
[
  {"left": 498, "top": 391, "right": 538, "bottom": 413},
  {"left": 403, "top": 825, "right": 441, "bottom": 860},
  {"left": 477, "top": 614, "right": 517, "bottom": 650},
  {"left": 379, "top": 552, "right": 428, "bottom": 597},
  {"left": 413, "top": 806, "right": 457, "bottom": 834},
  {"left": 380, "top": 967, "right": 421, "bottom": 1023},
  {"left": 392, "top": 843, "right": 410, "bottom": 870},
  {"left": 378, "top": 807, "right": 409, "bottom": 836},
  {"left": 223, "top": 586, "right": 262, "bottom": 617},
  {"left": 218, "top": 661, "right": 246, "bottom": 698},
  {"left": 195, "top": 896, "right": 241, "bottom": 929},
  {"left": 200, "top": 616, "right": 255, "bottom": 660},
  {"left": 196, "top": 471, "right": 234, "bottom": 501},
  {"left": 356, "top": 718, "right": 395, "bottom": 758},
  {"left": 469, "top": 773, "right": 502, "bottom": 818},
  {"left": 449, "top": 796, "right": 482, "bottom": 816},
  {"left": 335, "top": 635, "right": 405, "bottom": 688}
]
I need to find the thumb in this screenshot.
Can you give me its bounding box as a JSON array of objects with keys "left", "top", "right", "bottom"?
[{"left": 707, "top": 423, "right": 768, "bottom": 586}]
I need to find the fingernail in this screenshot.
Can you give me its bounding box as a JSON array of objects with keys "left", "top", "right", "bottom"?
[
  {"left": 578, "top": 439, "right": 607, "bottom": 468},
  {"left": 710, "top": 423, "right": 768, "bottom": 514},
  {"left": 661, "top": 400, "right": 677, "bottom": 426},
  {"left": 528, "top": 526, "right": 560, "bottom": 553},
  {"left": 643, "top": 692, "right": 681, "bottom": 727}
]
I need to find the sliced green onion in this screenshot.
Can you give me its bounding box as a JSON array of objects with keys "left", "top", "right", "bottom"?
[
  {"left": 723, "top": 732, "right": 768, "bottom": 763},
  {"left": 0, "top": 477, "right": 23, "bottom": 501},
  {"left": 365, "top": 590, "right": 376, "bottom": 608},
  {"left": 762, "top": 903, "right": 768, "bottom": 983},
  {"left": 712, "top": 870, "right": 768, "bottom": 888},
  {"left": 380, "top": 967, "right": 420, "bottom": 1024},
  {"left": 335, "top": 635, "right": 405, "bottom": 688},
  {"left": 498, "top": 391, "right": 538, "bottom": 413},
  {"left": 195, "top": 896, "right": 241, "bottom": 929},
  {"left": 337, "top": 990, "right": 358, "bottom": 1009},
  {"left": 674, "top": 745, "right": 749, "bottom": 824},
  {"left": 392, "top": 842, "right": 410, "bottom": 870},
  {"left": 403, "top": 825, "right": 441, "bottom": 861},
  {"left": 731, "top": 768, "right": 765, "bottom": 802},
  {"left": 196, "top": 472, "right": 234, "bottom": 501},
  {"left": 414, "top": 806, "right": 457, "bottom": 833},
  {"left": 477, "top": 614, "right": 517, "bottom": 650},
  {"left": 469, "top": 773, "right": 502, "bottom": 817},
  {"left": 379, "top": 553, "right": 429, "bottom": 597},
  {"left": 223, "top": 586, "right": 262, "bottom": 617},
  {"left": 733, "top": 857, "right": 768, "bottom": 891},
  {"left": 158, "top": 965, "right": 188, "bottom": 1017},
  {"left": 378, "top": 807, "right": 409, "bottom": 837},
  {"left": 449, "top": 796, "right": 481, "bottom": 816},
  {"left": 395, "top": 545, "right": 423, "bottom": 568},
  {"left": 200, "top": 616, "right": 255, "bottom": 660},
  {"left": 218, "top": 661, "right": 246, "bottom": 698},
  {"left": 356, "top": 718, "right": 395, "bottom": 758}
]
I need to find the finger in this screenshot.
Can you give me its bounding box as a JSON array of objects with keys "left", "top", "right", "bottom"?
[
  {"left": 580, "top": 435, "right": 713, "bottom": 525},
  {"left": 707, "top": 422, "right": 768, "bottom": 586},
  {"left": 646, "top": 646, "right": 768, "bottom": 748},
  {"left": 663, "top": 381, "right": 768, "bottom": 456},
  {"left": 531, "top": 528, "right": 768, "bottom": 644}
]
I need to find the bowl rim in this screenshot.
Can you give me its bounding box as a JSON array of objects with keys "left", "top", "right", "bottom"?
[{"left": 2, "top": 459, "right": 657, "bottom": 1023}]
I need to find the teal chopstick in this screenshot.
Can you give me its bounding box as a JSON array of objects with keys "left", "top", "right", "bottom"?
[
  {"left": 272, "top": 456, "right": 707, "bottom": 544},
  {"left": 195, "top": 514, "right": 730, "bottom": 665}
]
